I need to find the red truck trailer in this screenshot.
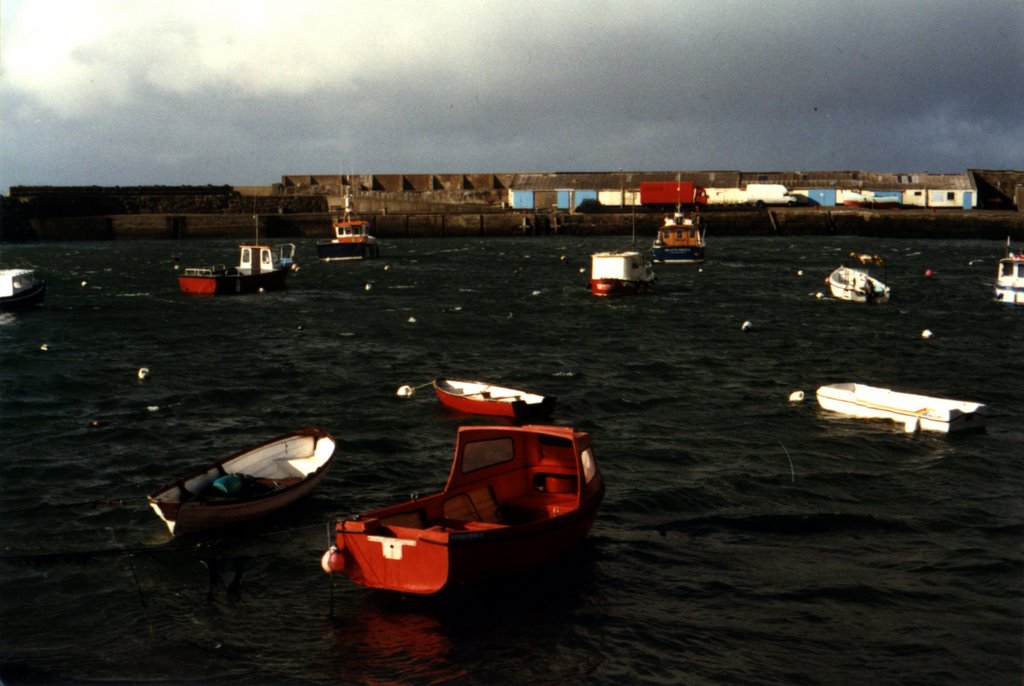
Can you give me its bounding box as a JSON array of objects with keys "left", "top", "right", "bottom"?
[{"left": 639, "top": 181, "right": 708, "bottom": 206}]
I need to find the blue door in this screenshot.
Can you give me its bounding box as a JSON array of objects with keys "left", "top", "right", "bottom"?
[
  {"left": 962, "top": 191, "right": 972, "bottom": 209},
  {"left": 511, "top": 191, "right": 534, "bottom": 210},
  {"left": 807, "top": 189, "right": 836, "bottom": 206}
]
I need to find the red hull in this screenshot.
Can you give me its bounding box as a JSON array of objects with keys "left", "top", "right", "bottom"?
[
  {"left": 323, "top": 425, "right": 604, "bottom": 594},
  {"left": 433, "top": 379, "right": 556, "bottom": 420},
  {"left": 590, "top": 278, "right": 652, "bottom": 296},
  {"left": 178, "top": 268, "right": 290, "bottom": 295}
]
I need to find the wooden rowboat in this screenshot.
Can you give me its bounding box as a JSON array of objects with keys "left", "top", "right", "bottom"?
[
  {"left": 321, "top": 424, "right": 604, "bottom": 594},
  {"left": 816, "top": 383, "right": 987, "bottom": 433},
  {"left": 432, "top": 378, "right": 556, "bottom": 420},
  {"left": 148, "top": 426, "right": 336, "bottom": 536}
]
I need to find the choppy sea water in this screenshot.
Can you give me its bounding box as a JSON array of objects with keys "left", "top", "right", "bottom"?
[{"left": 1, "top": 235, "right": 1021, "bottom": 685}]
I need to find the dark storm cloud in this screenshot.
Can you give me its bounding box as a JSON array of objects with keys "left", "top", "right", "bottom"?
[{"left": 1, "top": 0, "right": 1020, "bottom": 191}]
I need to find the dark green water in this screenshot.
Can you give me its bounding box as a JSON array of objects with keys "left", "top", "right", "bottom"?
[{"left": 1, "top": 235, "right": 1021, "bottom": 684}]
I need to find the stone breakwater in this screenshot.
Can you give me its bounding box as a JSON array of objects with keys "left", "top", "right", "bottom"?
[{"left": 4, "top": 207, "right": 1021, "bottom": 242}]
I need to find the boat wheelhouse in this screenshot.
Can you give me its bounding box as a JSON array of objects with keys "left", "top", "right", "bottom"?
[{"left": 994, "top": 250, "right": 1023, "bottom": 305}]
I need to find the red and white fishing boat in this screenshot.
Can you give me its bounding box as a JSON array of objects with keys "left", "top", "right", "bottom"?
[
  {"left": 321, "top": 424, "right": 604, "bottom": 594},
  {"left": 589, "top": 250, "right": 655, "bottom": 296},
  {"left": 178, "top": 243, "right": 296, "bottom": 295},
  {"left": 148, "top": 426, "right": 336, "bottom": 536},
  {"left": 432, "top": 378, "right": 556, "bottom": 420}
]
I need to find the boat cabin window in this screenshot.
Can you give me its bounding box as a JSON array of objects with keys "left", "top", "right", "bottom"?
[
  {"left": 241, "top": 248, "right": 251, "bottom": 264},
  {"left": 261, "top": 249, "right": 272, "bottom": 266},
  {"left": 1001, "top": 261, "right": 1013, "bottom": 277},
  {"left": 462, "top": 438, "right": 514, "bottom": 474},
  {"left": 581, "top": 448, "right": 597, "bottom": 484},
  {"left": 1017, "top": 263, "right": 1024, "bottom": 278}
]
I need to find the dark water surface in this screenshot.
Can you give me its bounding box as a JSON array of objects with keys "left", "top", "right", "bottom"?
[{"left": 1, "top": 236, "right": 1021, "bottom": 685}]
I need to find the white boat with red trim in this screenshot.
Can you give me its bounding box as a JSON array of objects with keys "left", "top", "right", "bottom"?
[{"left": 590, "top": 250, "right": 655, "bottom": 296}]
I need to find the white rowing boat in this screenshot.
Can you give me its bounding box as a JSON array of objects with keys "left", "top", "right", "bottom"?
[{"left": 816, "top": 383, "right": 987, "bottom": 433}]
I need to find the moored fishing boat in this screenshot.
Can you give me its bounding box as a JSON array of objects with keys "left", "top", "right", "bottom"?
[
  {"left": 827, "top": 265, "right": 890, "bottom": 303},
  {"left": 321, "top": 424, "right": 604, "bottom": 594},
  {"left": 317, "top": 192, "right": 379, "bottom": 261},
  {"left": 651, "top": 211, "right": 705, "bottom": 264},
  {"left": 590, "top": 250, "right": 655, "bottom": 296},
  {"left": 317, "top": 218, "right": 379, "bottom": 261},
  {"left": 0, "top": 269, "right": 46, "bottom": 311},
  {"left": 816, "top": 383, "right": 987, "bottom": 433},
  {"left": 994, "top": 245, "right": 1023, "bottom": 305},
  {"left": 148, "top": 426, "right": 336, "bottom": 536},
  {"left": 178, "top": 243, "right": 296, "bottom": 295},
  {"left": 432, "top": 378, "right": 556, "bottom": 420}
]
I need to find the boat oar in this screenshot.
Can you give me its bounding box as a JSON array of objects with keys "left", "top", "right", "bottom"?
[{"left": 396, "top": 381, "right": 433, "bottom": 398}]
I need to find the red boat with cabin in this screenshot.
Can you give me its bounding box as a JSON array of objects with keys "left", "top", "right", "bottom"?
[
  {"left": 321, "top": 424, "right": 604, "bottom": 594},
  {"left": 178, "top": 243, "right": 296, "bottom": 295}
]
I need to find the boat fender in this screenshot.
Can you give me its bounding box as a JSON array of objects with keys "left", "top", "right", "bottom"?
[{"left": 321, "top": 546, "right": 345, "bottom": 574}]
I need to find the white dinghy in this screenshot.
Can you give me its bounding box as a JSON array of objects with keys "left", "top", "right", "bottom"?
[
  {"left": 816, "top": 383, "right": 987, "bottom": 433},
  {"left": 827, "top": 266, "right": 890, "bottom": 303}
]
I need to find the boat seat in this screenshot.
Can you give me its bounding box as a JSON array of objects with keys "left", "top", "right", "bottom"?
[
  {"left": 379, "top": 509, "right": 427, "bottom": 529},
  {"left": 443, "top": 486, "right": 502, "bottom": 523}
]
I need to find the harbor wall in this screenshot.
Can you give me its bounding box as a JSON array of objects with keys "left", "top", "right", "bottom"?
[{"left": 14, "top": 207, "right": 1024, "bottom": 242}]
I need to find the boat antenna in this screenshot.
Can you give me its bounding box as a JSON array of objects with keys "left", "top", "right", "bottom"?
[{"left": 253, "top": 197, "right": 259, "bottom": 244}]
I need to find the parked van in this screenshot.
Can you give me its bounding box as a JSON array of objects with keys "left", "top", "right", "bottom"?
[{"left": 745, "top": 184, "right": 799, "bottom": 206}]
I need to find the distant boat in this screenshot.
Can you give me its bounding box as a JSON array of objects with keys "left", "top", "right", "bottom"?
[
  {"left": 0, "top": 269, "right": 46, "bottom": 311},
  {"left": 317, "top": 218, "right": 379, "bottom": 261},
  {"left": 652, "top": 211, "right": 705, "bottom": 264},
  {"left": 994, "top": 244, "right": 1023, "bottom": 305},
  {"left": 321, "top": 424, "right": 604, "bottom": 594},
  {"left": 827, "top": 266, "right": 890, "bottom": 303},
  {"left": 178, "top": 243, "right": 296, "bottom": 295},
  {"left": 816, "top": 383, "right": 987, "bottom": 433},
  {"left": 148, "top": 426, "right": 336, "bottom": 536},
  {"left": 432, "top": 378, "right": 556, "bottom": 420},
  {"left": 590, "top": 250, "right": 655, "bottom": 296},
  {"left": 317, "top": 191, "right": 379, "bottom": 261}
]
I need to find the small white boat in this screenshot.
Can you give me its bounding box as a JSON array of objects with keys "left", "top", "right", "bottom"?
[
  {"left": 816, "top": 383, "right": 987, "bottom": 433},
  {"left": 994, "top": 247, "right": 1023, "bottom": 306},
  {"left": 590, "top": 250, "right": 655, "bottom": 296},
  {"left": 148, "top": 427, "right": 336, "bottom": 536},
  {"left": 827, "top": 266, "right": 890, "bottom": 303},
  {"left": 0, "top": 269, "right": 46, "bottom": 311}
]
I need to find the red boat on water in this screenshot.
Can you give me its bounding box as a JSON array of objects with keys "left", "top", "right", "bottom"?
[
  {"left": 432, "top": 378, "right": 556, "bottom": 420},
  {"left": 178, "top": 243, "right": 296, "bottom": 295},
  {"left": 321, "top": 424, "right": 604, "bottom": 594}
]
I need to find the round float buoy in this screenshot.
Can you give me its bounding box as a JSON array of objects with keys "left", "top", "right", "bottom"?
[
  {"left": 407, "top": 315, "right": 416, "bottom": 323},
  {"left": 137, "top": 367, "right": 150, "bottom": 380},
  {"left": 741, "top": 320, "right": 753, "bottom": 332},
  {"left": 815, "top": 292, "right": 824, "bottom": 299},
  {"left": 924, "top": 269, "right": 934, "bottom": 277},
  {"left": 258, "top": 287, "right": 265, "bottom": 294},
  {"left": 532, "top": 290, "right": 542, "bottom": 296},
  {"left": 797, "top": 269, "right": 804, "bottom": 276},
  {"left": 789, "top": 390, "right": 805, "bottom": 402},
  {"left": 396, "top": 385, "right": 414, "bottom": 398},
  {"left": 921, "top": 329, "right": 933, "bottom": 339},
  {"left": 80, "top": 280, "right": 87, "bottom": 288},
  {"left": 321, "top": 548, "right": 344, "bottom": 574},
  {"left": 40, "top": 343, "right": 49, "bottom": 351},
  {"left": 89, "top": 419, "right": 109, "bottom": 428},
  {"left": 364, "top": 283, "right": 372, "bottom": 292}
]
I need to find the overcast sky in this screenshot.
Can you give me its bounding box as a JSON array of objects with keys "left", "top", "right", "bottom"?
[{"left": 2, "top": 0, "right": 1021, "bottom": 192}]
